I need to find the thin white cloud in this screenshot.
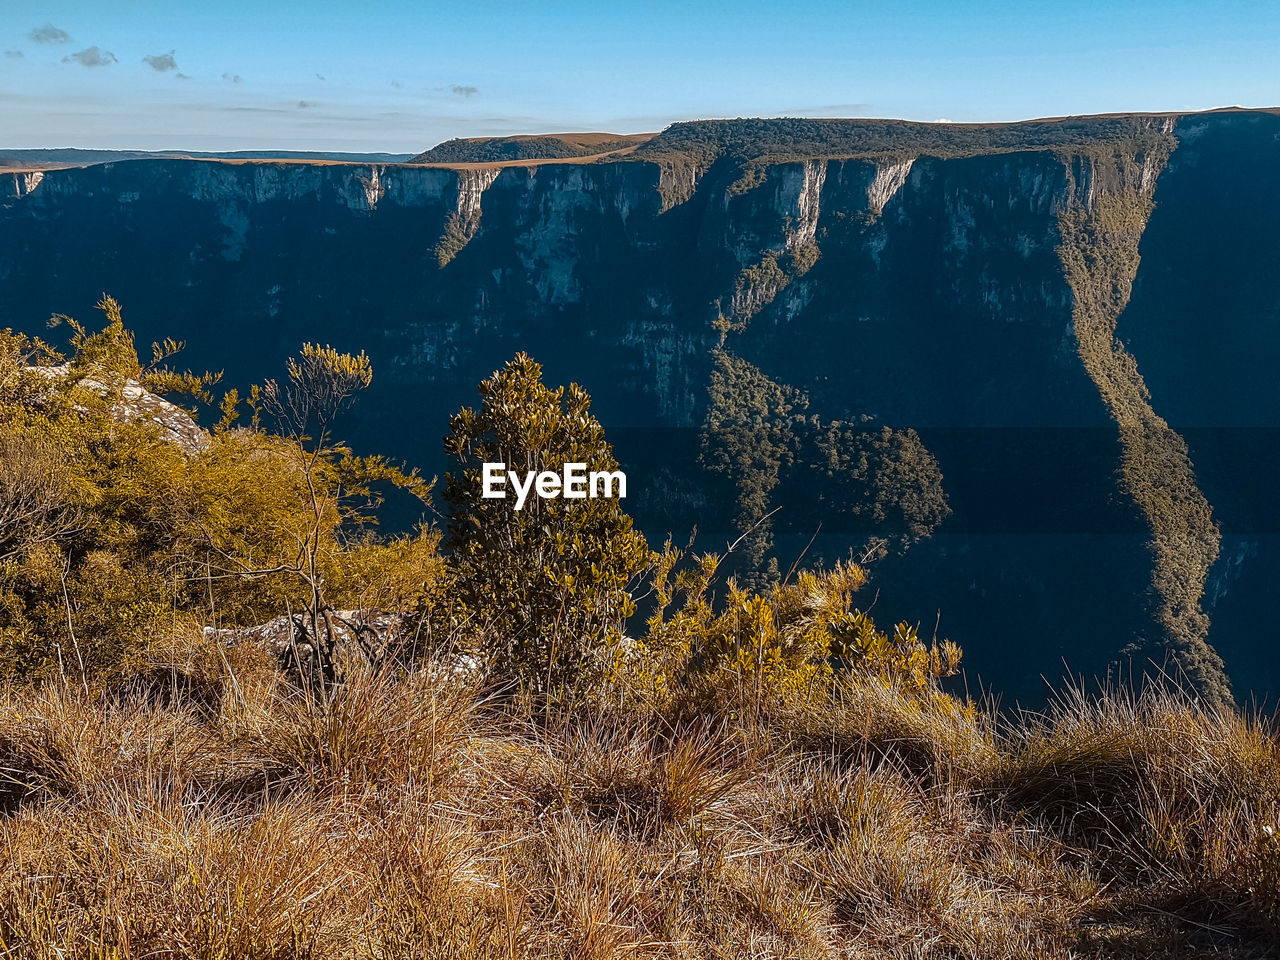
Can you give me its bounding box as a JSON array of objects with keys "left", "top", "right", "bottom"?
[
  {"left": 63, "top": 46, "right": 117, "bottom": 67},
  {"left": 29, "top": 24, "right": 69, "bottom": 44},
  {"left": 143, "top": 51, "right": 179, "bottom": 72}
]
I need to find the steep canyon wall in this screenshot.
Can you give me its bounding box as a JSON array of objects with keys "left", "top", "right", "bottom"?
[{"left": 4, "top": 110, "right": 1279, "bottom": 703}]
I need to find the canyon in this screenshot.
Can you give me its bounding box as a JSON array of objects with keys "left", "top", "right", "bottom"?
[{"left": 3, "top": 109, "right": 1279, "bottom": 706}]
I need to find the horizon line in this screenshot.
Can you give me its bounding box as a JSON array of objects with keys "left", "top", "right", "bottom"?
[{"left": 3, "top": 104, "right": 1274, "bottom": 155}]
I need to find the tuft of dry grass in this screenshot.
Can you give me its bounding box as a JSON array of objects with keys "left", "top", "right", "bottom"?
[
  {"left": 532, "top": 714, "right": 752, "bottom": 839},
  {"left": 236, "top": 663, "right": 477, "bottom": 791},
  {"left": 0, "top": 682, "right": 236, "bottom": 805},
  {"left": 771, "top": 674, "right": 1001, "bottom": 785},
  {"left": 0, "top": 653, "right": 1278, "bottom": 958}
]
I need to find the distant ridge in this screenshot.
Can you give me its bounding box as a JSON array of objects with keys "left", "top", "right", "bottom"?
[
  {"left": 409, "top": 108, "right": 1280, "bottom": 169},
  {"left": 0, "top": 148, "right": 414, "bottom": 169},
  {"left": 411, "top": 132, "right": 654, "bottom": 164},
  {"left": 631, "top": 114, "right": 1175, "bottom": 164},
  {"left": 12, "top": 108, "right": 1278, "bottom": 175},
  {"left": 630, "top": 108, "right": 1280, "bottom": 163}
]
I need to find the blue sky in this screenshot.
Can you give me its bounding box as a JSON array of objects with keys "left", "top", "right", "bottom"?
[{"left": 2, "top": 0, "right": 1278, "bottom": 152}]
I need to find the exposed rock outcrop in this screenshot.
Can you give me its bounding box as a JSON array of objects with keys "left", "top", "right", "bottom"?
[
  {"left": 867, "top": 159, "right": 913, "bottom": 216},
  {"left": 204, "top": 609, "right": 407, "bottom": 661},
  {"left": 435, "top": 168, "right": 500, "bottom": 265},
  {"left": 203, "top": 610, "right": 481, "bottom": 680},
  {"left": 24, "top": 364, "right": 208, "bottom": 454}
]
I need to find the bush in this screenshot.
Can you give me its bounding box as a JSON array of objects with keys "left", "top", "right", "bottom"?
[
  {"left": 442, "top": 353, "right": 652, "bottom": 699},
  {"left": 0, "top": 300, "right": 437, "bottom": 682},
  {"left": 640, "top": 545, "right": 962, "bottom": 713}
]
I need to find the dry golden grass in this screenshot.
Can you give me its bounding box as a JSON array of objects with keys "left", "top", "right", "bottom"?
[{"left": 0, "top": 646, "right": 1277, "bottom": 959}]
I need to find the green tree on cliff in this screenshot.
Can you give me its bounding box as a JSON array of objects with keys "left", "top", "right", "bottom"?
[{"left": 443, "top": 353, "right": 652, "bottom": 696}]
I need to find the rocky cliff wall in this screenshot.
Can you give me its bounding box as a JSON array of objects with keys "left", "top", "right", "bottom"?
[{"left": 4, "top": 111, "right": 1278, "bottom": 703}]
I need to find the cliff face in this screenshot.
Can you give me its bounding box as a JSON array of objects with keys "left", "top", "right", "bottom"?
[
  {"left": 2, "top": 171, "right": 45, "bottom": 201},
  {"left": 4, "top": 111, "right": 1279, "bottom": 704}
]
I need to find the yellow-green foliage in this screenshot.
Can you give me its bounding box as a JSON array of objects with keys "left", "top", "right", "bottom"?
[
  {"left": 635, "top": 545, "right": 961, "bottom": 711},
  {"left": 267, "top": 341, "right": 374, "bottom": 438},
  {"left": 0, "top": 299, "right": 439, "bottom": 680}
]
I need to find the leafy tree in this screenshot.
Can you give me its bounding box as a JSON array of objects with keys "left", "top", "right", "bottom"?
[
  {"left": 700, "top": 350, "right": 807, "bottom": 585},
  {"left": 206, "top": 343, "right": 431, "bottom": 690},
  {"left": 701, "top": 350, "right": 949, "bottom": 579},
  {"left": 443, "top": 353, "right": 652, "bottom": 696}
]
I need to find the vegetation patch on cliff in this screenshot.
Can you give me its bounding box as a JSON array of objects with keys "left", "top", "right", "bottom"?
[
  {"left": 412, "top": 132, "right": 654, "bottom": 165},
  {"left": 636, "top": 115, "right": 1180, "bottom": 166},
  {"left": 700, "top": 351, "right": 950, "bottom": 585},
  {"left": 1056, "top": 146, "right": 1231, "bottom": 710}
]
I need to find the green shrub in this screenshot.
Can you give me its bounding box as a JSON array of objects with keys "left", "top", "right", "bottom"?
[{"left": 441, "top": 353, "right": 652, "bottom": 698}]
